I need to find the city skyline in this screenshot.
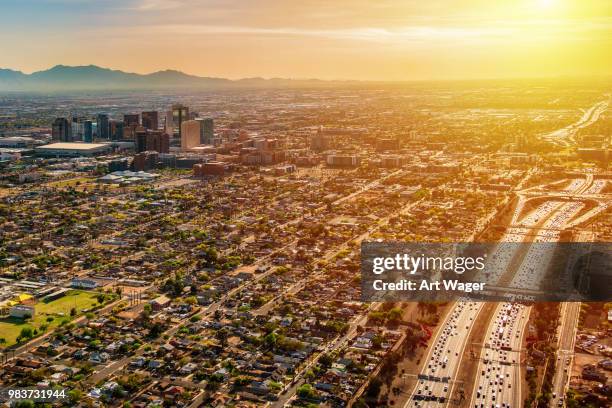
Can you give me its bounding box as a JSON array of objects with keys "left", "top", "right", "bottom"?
[
  {"left": 0, "top": 1, "right": 610, "bottom": 407},
  {"left": 1, "top": 0, "right": 611, "bottom": 81}
]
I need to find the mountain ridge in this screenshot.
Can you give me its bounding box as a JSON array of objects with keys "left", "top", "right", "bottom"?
[{"left": 0, "top": 64, "right": 353, "bottom": 91}]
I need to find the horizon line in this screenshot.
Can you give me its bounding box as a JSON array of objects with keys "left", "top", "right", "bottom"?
[{"left": 1, "top": 64, "right": 611, "bottom": 84}]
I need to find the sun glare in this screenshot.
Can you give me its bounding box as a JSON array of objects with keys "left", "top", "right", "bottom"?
[{"left": 537, "top": 0, "right": 556, "bottom": 9}]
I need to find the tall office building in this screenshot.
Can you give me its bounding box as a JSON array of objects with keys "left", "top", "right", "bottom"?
[
  {"left": 155, "top": 130, "right": 170, "bottom": 153},
  {"left": 168, "top": 104, "right": 189, "bottom": 137},
  {"left": 52, "top": 118, "right": 71, "bottom": 142},
  {"left": 136, "top": 129, "right": 147, "bottom": 153},
  {"left": 196, "top": 118, "right": 214, "bottom": 145},
  {"left": 110, "top": 120, "right": 124, "bottom": 141},
  {"left": 83, "top": 120, "right": 93, "bottom": 143},
  {"left": 181, "top": 120, "right": 201, "bottom": 150},
  {"left": 136, "top": 129, "right": 169, "bottom": 154},
  {"left": 310, "top": 127, "right": 332, "bottom": 151},
  {"left": 96, "top": 113, "right": 109, "bottom": 139},
  {"left": 123, "top": 114, "right": 140, "bottom": 127},
  {"left": 141, "top": 111, "right": 159, "bottom": 130},
  {"left": 123, "top": 114, "right": 139, "bottom": 140},
  {"left": 71, "top": 117, "right": 85, "bottom": 141},
  {"left": 123, "top": 124, "right": 140, "bottom": 140}
]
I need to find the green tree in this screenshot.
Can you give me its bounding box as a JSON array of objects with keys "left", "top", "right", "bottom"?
[
  {"left": 319, "top": 353, "right": 333, "bottom": 368},
  {"left": 297, "top": 384, "right": 317, "bottom": 400},
  {"left": 14, "top": 402, "right": 34, "bottom": 408},
  {"left": 366, "top": 377, "right": 383, "bottom": 399},
  {"left": 264, "top": 332, "right": 278, "bottom": 348},
  {"left": 68, "top": 389, "right": 82, "bottom": 404},
  {"left": 19, "top": 327, "right": 34, "bottom": 341}
]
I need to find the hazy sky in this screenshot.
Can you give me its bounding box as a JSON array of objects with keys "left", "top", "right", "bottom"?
[{"left": 1, "top": 0, "right": 610, "bottom": 80}]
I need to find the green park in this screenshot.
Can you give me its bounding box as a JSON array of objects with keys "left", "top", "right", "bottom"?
[{"left": 0, "top": 290, "right": 106, "bottom": 348}]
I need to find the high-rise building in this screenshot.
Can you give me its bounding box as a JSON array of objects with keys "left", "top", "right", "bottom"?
[
  {"left": 124, "top": 118, "right": 140, "bottom": 139},
  {"left": 170, "top": 104, "right": 189, "bottom": 137},
  {"left": 96, "top": 113, "right": 109, "bottom": 139},
  {"left": 136, "top": 129, "right": 147, "bottom": 153},
  {"left": 123, "top": 124, "right": 141, "bottom": 140},
  {"left": 196, "top": 118, "right": 214, "bottom": 145},
  {"left": 83, "top": 120, "right": 93, "bottom": 143},
  {"left": 123, "top": 114, "right": 140, "bottom": 127},
  {"left": 181, "top": 120, "right": 201, "bottom": 150},
  {"left": 310, "top": 128, "right": 331, "bottom": 151},
  {"left": 141, "top": 111, "right": 159, "bottom": 130},
  {"left": 71, "top": 117, "right": 85, "bottom": 141},
  {"left": 133, "top": 151, "right": 159, "bottom": 171},
  {"left": 110, "top": 120, "right": 124, "bottom": 141},
  {"left": 52, "top": 118, "right": 71, "bottom": 142},
  {"left": 160, "top": 133, "right": 170, "bottom": 154},
  {"left": 144, "top": 133, "right": 169, "bottom": 154},
  {"left": 136, "top": 129, "right": 169, "bottom": 153}
]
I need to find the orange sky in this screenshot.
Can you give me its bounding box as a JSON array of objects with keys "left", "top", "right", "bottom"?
[{"left": 1, "top": 0, "right": 611, "bottom": 80}]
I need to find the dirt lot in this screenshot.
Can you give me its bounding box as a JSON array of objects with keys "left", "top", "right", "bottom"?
[{"left": 573, "top": 352, "right": 607, "bottom": 378}]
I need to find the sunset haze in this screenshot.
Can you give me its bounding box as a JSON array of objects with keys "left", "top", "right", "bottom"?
[{"left": 1, "top": 0, "right": 610, "bottom": 80}]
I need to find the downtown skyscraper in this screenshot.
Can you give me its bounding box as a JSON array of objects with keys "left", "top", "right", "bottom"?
[{"left": 96, "top": 113, "right": 109, "bottom": 139}]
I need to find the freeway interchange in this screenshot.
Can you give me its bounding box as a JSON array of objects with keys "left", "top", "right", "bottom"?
[{"left": 407, "top": 175, "right": 608, "bottom": 408}]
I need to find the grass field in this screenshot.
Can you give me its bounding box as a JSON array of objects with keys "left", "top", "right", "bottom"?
[
  {"left": 44, "top": 177, "right": 96, "bottom": 190},
  {"left": 0, "top": 290, "right": 100, "bottom": 347}
]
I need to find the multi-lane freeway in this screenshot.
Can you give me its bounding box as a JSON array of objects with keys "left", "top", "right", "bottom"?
[
  {"left": 407, "top": 199, "right": 561, "bottom": 407},
  {"left": 406, "top": 175, "right": 608, "bottom": 408},
  {"left": 542, "top": 100, "right": 609, "bottom": 146},
  {"left": 470, "top": 177, "right": 607, "bottom": 408},
  {"left": 470, "top": 303, "right": 529, "bottom": 408}
]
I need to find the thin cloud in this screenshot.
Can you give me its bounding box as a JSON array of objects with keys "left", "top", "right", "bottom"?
[
  {"left": 109, "top": 21, "right": 606, "bottom": 44},
  {"left": 135, "top": 0, "right": 186, "bottom": 10}
]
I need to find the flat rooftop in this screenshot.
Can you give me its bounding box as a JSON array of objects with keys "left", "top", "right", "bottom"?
[{"left": 36, "top": 143, "right": 109, "bottom": 151}]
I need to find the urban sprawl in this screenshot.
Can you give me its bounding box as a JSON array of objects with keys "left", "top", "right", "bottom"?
[{"left": 0, "top": 85, "right": 610, "bottom": 408}]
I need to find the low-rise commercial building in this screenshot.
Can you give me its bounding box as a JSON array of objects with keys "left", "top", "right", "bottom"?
[
  {"left": 35, "top": 142, "right": 112, "bottom": 158},
  {"left": 326, "top": 154, "right": 360, "bottom": 167},
  {"left": 0, "top": 136, "right": 38, "bottom": 148},
  {"left": 71, "top": 278, "right": 99, "bottom": 289},
  {"left": 10, "top": 304, "right": 35, "bottom": 319},
  {"left": 194, "top": 162, "right": 227, "bottom": 177}
]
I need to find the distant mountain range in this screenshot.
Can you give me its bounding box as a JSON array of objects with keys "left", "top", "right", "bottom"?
[{"left": 0, "top": 65, "right": 350, "bottom": 91}]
